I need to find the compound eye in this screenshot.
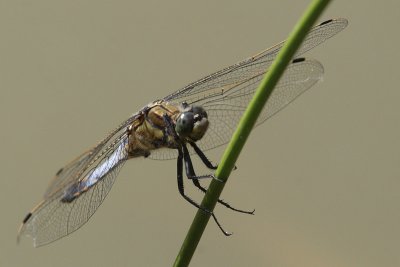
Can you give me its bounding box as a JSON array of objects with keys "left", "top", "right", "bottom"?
[
  {"left": 192, "top": 106, "right": 208, "bottom": 120},
  {"left": 175, "top": 112, "right": 194, "bottom": 137}
]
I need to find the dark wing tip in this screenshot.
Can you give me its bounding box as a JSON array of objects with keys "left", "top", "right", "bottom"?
[
  {"left": 55, "top": 167, "right": 64, "bottom": 176},
  {"left": 292, "top": 57, "right": 306, "bottom": 63},
  {"left": 319, "top": 18, "right": 333, "bottom": 26},
  {"left": 22, "top": 212, "right": 32, "bottom": 224},
  {"left": 318, "top": 18, "right": 348, "bottom": 28},
  {"left": 17, "top": 212, "right": 32, "bottom": 244}
]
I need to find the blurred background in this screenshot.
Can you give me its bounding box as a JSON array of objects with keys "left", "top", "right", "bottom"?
[{"left": 1, "top": 1, "right": 399, "bottom": 266}]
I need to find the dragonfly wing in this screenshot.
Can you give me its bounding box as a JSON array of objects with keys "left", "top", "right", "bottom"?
[
  {"left": 149, "top": 19, "right": 347, "bottom": 159},
  {"left": 18, "top": 115, "right": 137, "bottom": 247},
  {"left": 198, "top": 58, "right": 323, "bottom": 151},
  {"left": 42, "top": 114, "right": 139, "bottom": 198},
  {"left": 43, "top": 149, "right": 94, "bottom": 199},
  {"left": 149, "top": 58, "right": 324, "bottom": 159},
  {"left": 164, "top": 18, "right": 346, "bottom": 105}
]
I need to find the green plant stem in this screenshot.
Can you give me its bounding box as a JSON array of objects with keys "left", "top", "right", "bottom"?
[{"left": 173, "top": 1, "right": 332, "bottom": 266}]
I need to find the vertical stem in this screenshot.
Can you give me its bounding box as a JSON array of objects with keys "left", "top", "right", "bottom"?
[{"left": 173, "top": 1, "right": 332, "bottom": 266}]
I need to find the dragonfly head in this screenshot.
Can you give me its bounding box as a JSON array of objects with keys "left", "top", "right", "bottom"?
[{"left": 175, "top": 105, "right": 209, "bottom": 142}]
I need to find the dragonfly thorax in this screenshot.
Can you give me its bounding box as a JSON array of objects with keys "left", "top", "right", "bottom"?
[{"left": 175, "top": 105, "right": 209, "bottom": 142}]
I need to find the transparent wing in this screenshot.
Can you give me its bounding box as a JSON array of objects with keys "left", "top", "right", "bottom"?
[
  {"left": 199, "top": 58, "right": 323, "bottom": 151},
  {"left": 43, "top": 150, "right": 94, "bottom": 199},
  {"left": 18, "top": 19, "right": 347, "bottom": 245},
  {"left": 150, "top": 58, "right": 324, "bottom": 160},
  {"left": 18, "top": 115, "right": 137, "bottom": 247},
  {"left": 164, "top": 18, "right": 347, "bottom": 104},
  {"left": 148, "top": 18, "right": 347, "bottom": 160}
]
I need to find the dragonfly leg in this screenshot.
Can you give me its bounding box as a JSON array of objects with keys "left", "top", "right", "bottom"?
[
  {"left": 182, "top": 144, "right": 255, "bottom": 215},
  {"left": 189, "top": 141, "right": 238, "bottom": 173},
  {"left": 177, "top": 147, "right": 232, "bottom": 236},
  {"left": 188, "top": 141, "right": 217, "bottom": 169},
  {"left": 162, "top": 114, "right": 210, "bottom": 178},
  {"left": 182, "top": 144, "right": 213, "bottom": 180},
  {"left": 192, "top": 177, "right": 254, "bottom": 215}
]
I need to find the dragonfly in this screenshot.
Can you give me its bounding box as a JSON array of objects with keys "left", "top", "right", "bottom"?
[{"left": 18, "top": 18, "right": 348, "bottom": 247}]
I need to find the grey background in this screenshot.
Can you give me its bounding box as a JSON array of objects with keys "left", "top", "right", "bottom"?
[{"left": 1, "top": 1, "right": 399, "bottom": 266}]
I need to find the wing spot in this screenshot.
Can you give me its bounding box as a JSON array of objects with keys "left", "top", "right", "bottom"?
[
  {"left": 319, "top": 19, "right": 333, "bottom": 26},
  {"left": 292, "top": 57, "right": 305, "bottom": 63},
  {"left": 56, "top": 168, "right": 64, "bottom": 176},
  {"left": 22, "top": 212, "right": 32, "bottom": 224}
]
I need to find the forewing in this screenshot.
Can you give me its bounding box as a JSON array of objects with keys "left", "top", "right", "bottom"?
[
  {"left": 42, "top": 114, "right": 138, "bottom": 198},
  {"left": 198, "top": 58, "right": 324, "bottom": 151},
  {"left": 43, "top": 150, "right": 93, "bottom": 199},
  {"left": 18, "top": 115, "right": 137, "bottom": 247},
  {"left": 164, "top": 18, "right": 347, "bottom": 105},
  {"left": 150, "top": 58, "right": 324, "bottom": 160},
  {"left": 149, "top": 18, "right": 346, "bottom": 160}
]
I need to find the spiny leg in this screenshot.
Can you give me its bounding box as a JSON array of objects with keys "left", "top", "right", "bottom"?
[
  {"left": 177, "top": 144, "right": 231, "bottom": 236},
  {"left": 182, "top": 144, "right": 213, "bottom": 180},
  {"left": 163, "top": 114, "right": 230, "bottom": 234},
  {"left": 188, "top": 141, "right": 217, "bottom": 169},
  {"left": 182, "top": 144, "right": 255, "bottom": 215},
  {"left": 162, "top": 113, "right": 211, "bottom": 181},
  {"left": 189, "top": 141, "right": 238, "bottom": 172},
  {"left": 161, "top": 113, "right": 228, "bottom": 229},
  {"left": 192, "top": 179, "right": 254, "bottom": 215}
]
